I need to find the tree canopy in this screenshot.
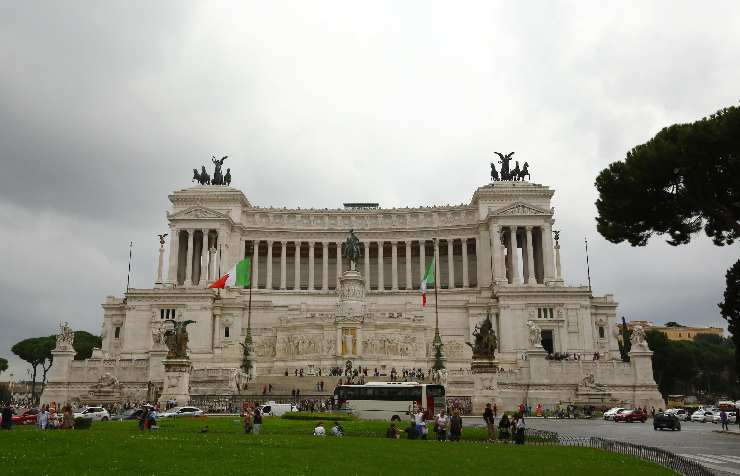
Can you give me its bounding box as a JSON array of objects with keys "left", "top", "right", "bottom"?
[
  {"left": 719, "top": 259, "right": 740, "bottom": 378},
  {"left": 73, "top": 331, "right": 102, "bottom": 360},
  {"left": 11, "top": 336, "right": 55, "bottom": 403},
  {"left": 595, "top": 105, "right": 740, "bottom": 247},
  {"left": 0, "top": 357, "right": 7, "bottom": 374}
]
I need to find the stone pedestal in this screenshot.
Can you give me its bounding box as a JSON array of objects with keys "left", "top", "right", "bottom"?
[
  {"left": 628, "top": 348, "right": 665, "bottom": 408},
  {"left": 40, "top": 348, "right": 76, "bottom": 405},
  {"left": 471, "top": 358, "right": 500, "bottom": 414},
  {"left": 158, "top": 358, "right": 192, "bottom": 407}
]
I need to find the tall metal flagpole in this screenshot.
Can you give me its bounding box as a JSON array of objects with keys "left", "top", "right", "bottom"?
[
  {"left": 584, "top": 236, "right": 592, "bottom": 293},
  {"left": 432, "top": 238, "right": 442, "bottom": 349},
  {"left": 246, "top": 255, "right": 253, "bottom": 348},
  {"left": 126, "top": 241, "right": 133, "bottom": 293}
]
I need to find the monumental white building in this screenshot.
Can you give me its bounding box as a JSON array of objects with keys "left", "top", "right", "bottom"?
[{"left": 42, "top": 177, "right": 664, "bottom": 411}]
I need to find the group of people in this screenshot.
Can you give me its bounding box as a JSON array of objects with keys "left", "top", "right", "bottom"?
[
  {"left": 0, "top": 402, "right": 75, "bottom": 430},
  {"left": 313, "top": 420, "right": 343, "bottom": 437},
  {"left": 483, "top": 403, "right": 526, "bottom": 443},
  {"left": 242, "top": 405, "right": 263, "bottom": 434}
]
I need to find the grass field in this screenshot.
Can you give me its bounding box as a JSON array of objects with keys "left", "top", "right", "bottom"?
[{"left": 0, "top": 417, "right": 673, "bottom": 475}]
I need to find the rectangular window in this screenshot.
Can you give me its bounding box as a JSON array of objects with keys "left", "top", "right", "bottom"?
[
  {"left": 598, "top": 326, "right": 605, "bottom": 339},
  {"left": 541, "top": 330, "right": 554, "bottom": 354}
]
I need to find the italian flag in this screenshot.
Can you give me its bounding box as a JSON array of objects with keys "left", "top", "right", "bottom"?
[
  {"left": 420, "top": 257, "right": 435, "bottom": 306},
  {"left": 209, "top": 257, "right": 251, "bottom": 289}
]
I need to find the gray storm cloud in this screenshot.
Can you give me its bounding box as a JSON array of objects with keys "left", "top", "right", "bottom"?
[{"left": 1, "top": 0, "right": 738, "bottom": 376}]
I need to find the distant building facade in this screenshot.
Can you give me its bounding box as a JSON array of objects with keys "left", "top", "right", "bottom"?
[{"left": 626, "top": 320, "right": 724, "bottom": 342}]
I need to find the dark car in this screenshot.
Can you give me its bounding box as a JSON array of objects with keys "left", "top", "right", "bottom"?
[
  {"left": 654, "top": 412, "right": 681, "bottom": 431},
  {"left": 115, "top": 408, "right": 145, "bottom": 421}
]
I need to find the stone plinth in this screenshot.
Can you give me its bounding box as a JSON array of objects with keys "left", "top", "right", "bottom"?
[
  {"left": 471, "top": 358, "right": 501, "bottom": 414},
  {"left": 158, "top": 358, "right": 192, "bottom": 407},
  {"left": 337, "top": 270, "right": 367, "bottom": 319}
]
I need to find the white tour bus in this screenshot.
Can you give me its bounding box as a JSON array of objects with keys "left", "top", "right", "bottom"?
[{"left": 334, "top": 382, "right": 445, "bottom": 421}]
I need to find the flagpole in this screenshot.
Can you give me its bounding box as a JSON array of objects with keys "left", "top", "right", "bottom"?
[
  {"left": 432, "top": 238, "right": 442, "bottom": 349},
  {"left": 246, "top": 256, "right": 253, "bottom": 347},
  {"left": 126, "top": 241, "right": 133, "bottom": 293}
]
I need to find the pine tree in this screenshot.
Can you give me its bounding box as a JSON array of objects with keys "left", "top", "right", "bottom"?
[{"left": 719, "top": 259, "right": 740, "bottom": 379}]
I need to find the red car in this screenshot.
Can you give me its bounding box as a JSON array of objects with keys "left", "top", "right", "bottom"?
[
  {"left": 12, "top": 408, "right": 39, "bottom": 425},
  {"left": 614, "top": 409, "right": 647, "bottom": 423}
]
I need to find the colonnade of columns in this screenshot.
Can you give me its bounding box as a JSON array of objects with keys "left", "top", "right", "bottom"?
[
  {"left": 169, "top": 228, "right": 220, "bottom": 286},
  {"left": 242, "top": 238, "right": 477, "bottom": 291},
  {"left": 488, "top": 223, "right": 554, "bottom": 285}
]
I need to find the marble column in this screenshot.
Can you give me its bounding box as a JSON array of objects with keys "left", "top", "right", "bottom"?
[
  {"left": 322, "top": 242, "right": 329, "bottom": 291},
  {"left": 377, "top": 241, "right": 384, "bottom": 290},
  {"left": 433, "top": 239, "right": 440, "bottom": 286},
  {"left": 280, "top": 240, "right": 287, "bottom": 290},
  {"left": 555, "top": 240, "right": 563, "bottom": 281},
  {"left": 542, "top": 223, "right": 556, "bottom": 283},
  {"left": 199, "top": 230, "right": 208, "bottom": 286},
  {"left": 418, "top": 240, "right": 426, "bottom": 286},
  {"left": 391, "top": 241, "right": 398, "bottom": 291},
  {"left": 447, "top": 239, "right": 455, "bottom": 289},
  {"left": 308, "top": 241, "right": 315, "bottom": 290},
  {"left": 209, "top": 247, "right": 216, "bottom": 281},
  {"left": 336, "top": 242, "right": 342, "bottom": 279},
  {"left": 156, "top": 242, "right": 165, "bottom": 284},
  {"left": 405, "top": 241, "right": 412, "bottom": 290},
  {"left": 525, "top": 227, "right": 536, "bottom": 285},
  {"left": 490, "top": 224, "right": 506, "bottom": 284},
  {"left": 252, "top": 240, "right": 259, "bottom": 289},
  {"left": 461, "top": 238, "right": 469, "bottom": 288},
  {"left": 509, "top": 227, "right": 521, "bottom": 285},
  {"left": 476, "top": 223, "right": 492, "bottom": 288},
  {"left": 167, "top": 229, "right": 179, "bottom": 283},
  {"left": 185, "top": 229, "right": 194, "bottom": 286},
  {"left": 364, "top": 241, "right": 370, "bottom": 290},
  {"left": 266, "top": 240, "right": 274, "bottom": 290},
  {"left": 294, "top": 241, "right": 301, "bottom": 290},
  {"left": 336, "top": 328, "right": 342, "bottom": 355}
]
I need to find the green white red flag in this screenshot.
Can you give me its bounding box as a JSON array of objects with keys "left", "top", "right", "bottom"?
[
  {"left": 209, "top": 257, "right": 251, "bottom": 288},
  {"left": 420, "top": 257, "right": 435, "bottom": 306}
]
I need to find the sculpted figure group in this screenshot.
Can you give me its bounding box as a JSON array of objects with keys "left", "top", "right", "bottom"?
[
  {"left": 490, "top": 152, "right": 531, "bottom": 182},
  {"left": 192, "top": 155, "right": 232, "bottom": 186}
]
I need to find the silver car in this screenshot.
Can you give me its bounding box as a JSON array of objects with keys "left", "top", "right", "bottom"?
[{"left": 160, "top": 406, "right": 204, "bottom": 418}]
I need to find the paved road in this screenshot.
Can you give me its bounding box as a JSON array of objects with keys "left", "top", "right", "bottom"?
[{"left": 464, "top": 416, "right": 740, "bottom": 474}]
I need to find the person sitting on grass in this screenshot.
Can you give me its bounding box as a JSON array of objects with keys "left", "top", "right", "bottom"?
[
  {"left": 314, "top": 421, "right": 326, "bottom": 436},
  {"left": 331, "top": 421, "right": 343, "bottom": 437},
  {"left": 386, "top": 422, "right": 400, "bottom": 439}
]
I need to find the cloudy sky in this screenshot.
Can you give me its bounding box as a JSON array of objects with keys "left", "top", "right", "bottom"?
[{"left": 1, "top": 1, "right": 738, "bottom": 378}]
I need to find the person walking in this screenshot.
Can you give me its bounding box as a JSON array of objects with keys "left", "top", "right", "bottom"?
[
  {"left": 253, "top": 407, "right": 262, "bottom": 435},
  {"left": 414, "top": 407, "right": 425, "bottom": 434},
  {"left": 720, "top": 410, "right": 729, "bottom": 431},
  {"left": 449, "top": 409, "right": 463, "bottom": 442},
  {"left": 483, "top": 403, "right": 496, "bottom": 441},
  {"left": 37, "top": 405, "right": 49, "bottom": 430},
  {"left": 434, "top": 409, "right": 449, "bottom": 441},
  {"left": 515, "top": 414, "right": 526, "bottom": 444}
]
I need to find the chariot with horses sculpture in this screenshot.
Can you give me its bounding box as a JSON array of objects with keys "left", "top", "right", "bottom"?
[
  {"left": 193, "top": 155, "right": 232, "bottom": 186},
  {"left": 490, "top": 151, "right": 531, "bottom": 182}
]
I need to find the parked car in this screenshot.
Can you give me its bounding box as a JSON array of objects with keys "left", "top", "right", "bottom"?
[
  {"left": 654, "top": 412, "right": 681, "bottom": 431},
  {"left": 614, "top": 409, "right": 648, "bottom": 423},
  {"left": 257, "top": 402, "right": 298, "bottom": 417},
  {"left": 712, "top": 412, "right": 737, "bottom": 424},
  {"left": 160, "top": 406, "right": 204, "bottom": 418},
  {"left": 73, "top": 407, "right": 111, "bottom": 421},
  {"left": 665, "top": 409, "right": 690, "bottom": 421},
  {"left": 603, "top": 407, "right": 627, "bottom": 421},
  {"left": 690, "top": 409, "right": 715, "bottom": 423},
  {"left": 12, "top": 408, "right": 39, "bottom": 425},
  {"left": 113, "top": 408, "right": 145, "bottom": 421}
]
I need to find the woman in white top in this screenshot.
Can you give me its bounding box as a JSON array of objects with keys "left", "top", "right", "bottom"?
[{"left": 313, "top": 422, "right": 326, "bottom": 436}]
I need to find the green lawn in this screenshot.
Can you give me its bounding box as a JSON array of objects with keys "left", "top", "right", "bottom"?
[{"left": 0, "top": 417, "right": 673, "bottom": 475}]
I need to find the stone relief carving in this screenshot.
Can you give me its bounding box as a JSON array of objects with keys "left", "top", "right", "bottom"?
[
  {"left": 579, "top": 373, "right": 608, "bottom": 392},
  {"left": 253, "top": 337, "right": 276, "bottom": 358},
  {"left": 363, "top": 334, "right": 420, "bottom": 357},
  {"left": 151, "top": 322, "right": 166, "bottom": 349},
  {"left": 444, "top": 340, "right": 467, "bottom": 358},
  {"left": 94, "top": 372, "right": 120, "bottom": 390},
  {"left": 276, "top": 335, "right": 325, "bottom": 357}
]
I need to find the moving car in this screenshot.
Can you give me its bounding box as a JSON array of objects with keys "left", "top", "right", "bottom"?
[
  {"left": 113, "top": 408, "right": 145, "bottom": 421},
  {"left": 11, "top": 408, "right": 39, "bottom": 425},
  {"left": 614, "top": 409, "right": 648, "bottom": 423},
  {"left": 712, "top": 411, "right": 737, "bottom": 424},
  {"left": 160, "top": 406, "right": 204, "bottom": 418},
  {"left": 257, "top": 402, "right": 298, "bottom": 417},
  {"left": 73, "top": 407, "right": 110, "bottom": 421},
  {"left": 603, "top": 407, "right": 627, "bottom": 421},
  {"left": 653, "top": 412, "right": 681, "bottom": 431},
  {"left": 690, "top": 409, "right": 715, "bottom": 423}
]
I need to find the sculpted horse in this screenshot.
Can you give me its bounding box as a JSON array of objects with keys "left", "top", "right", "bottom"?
[
  {"left": 518, "top": 162, "right": 530, "bottom": 181},
  {"left": 511, "top": 161, "right": 521, "bottom": 181},
  {"left": 490, "top": 162, "right": 499, "bottom": 181}
]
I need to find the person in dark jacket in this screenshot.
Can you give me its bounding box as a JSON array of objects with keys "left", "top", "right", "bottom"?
[
  {"left": 449, "top": 410, "right": 463, "bottom": 441},
  {"left": 483, "top": 403, "right": 496, "bottom": 441},
  {"left": 1, "top": 403, "right": 13, "bottom": 430}
]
